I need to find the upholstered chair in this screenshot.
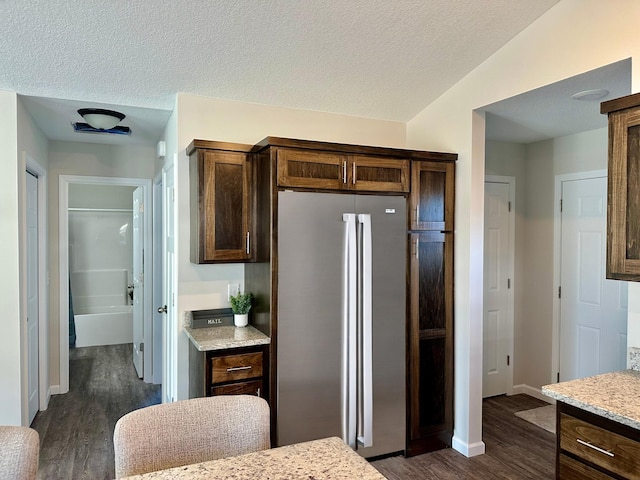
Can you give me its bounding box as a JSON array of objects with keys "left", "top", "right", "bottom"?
[
  {"left": 0, "top": 426, "right": 40, "bottom": 480},
  {"left": 113, "top": 395, "right": 270, "bottom": 477}
]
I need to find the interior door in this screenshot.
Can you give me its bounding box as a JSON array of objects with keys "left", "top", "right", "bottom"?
[
  {"left": 483, "top": 181, "right": 512, "bottom": 397},
  {"left": 560, "top": 176, "right": 628, "bottom": 381},
  {"left": 132, "top": 187, "right": 144, "bottom": 378},
  {"left": 162, "top": 164, "right": 176, "bottom": 403},
  {"left": 27, "top": 171, "right": 39, "bottom": 423}
]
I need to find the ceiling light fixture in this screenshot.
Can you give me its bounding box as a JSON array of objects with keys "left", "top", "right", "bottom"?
[
  {"left": 77, "top": 108, "right": 126, "bottom": 130},
  {"left": 571, "top": 89, "right": 610, "bottom": 101}
]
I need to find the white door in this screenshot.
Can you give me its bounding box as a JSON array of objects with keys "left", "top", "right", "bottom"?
[
  {"left": 132, "top": 187, "right": 144, "bottom": 378},
  {"left": 483, "top": 181, "right": 513, "bottom": 397},
  {"left": 560, "top": 177, "right": 628, "bottom": 381},
  {"left": 162, "top": 164, "right": 176, "bottom": 403},
  {"left": 26, "top": 171, "right": 39, "bottom": 423}
]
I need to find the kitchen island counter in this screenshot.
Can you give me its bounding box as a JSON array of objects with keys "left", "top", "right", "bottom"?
[
  {"left": 542, "top": 369, "right": 640, "bottom": 431},
  {"left": 120, "top": 436, "right": 386, "bottom": 479}
]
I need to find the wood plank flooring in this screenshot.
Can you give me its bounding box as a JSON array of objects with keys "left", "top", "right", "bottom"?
[
  {"left": 31, "top": 344, "right": 160, "bottom": 480},
  {"left": 372, "top": 394, "right": 556, "bottom": 479},
  {"left": 32, "top": 345, "right": 554, "bottom": 479}
]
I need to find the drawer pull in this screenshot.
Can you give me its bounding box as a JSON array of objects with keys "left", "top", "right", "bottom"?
[
  {"left": 227, "top": 366, "right": 252, "bottom": 372},
  {"left": 576, "top": 438, "right": 615, "bottom": 457}
]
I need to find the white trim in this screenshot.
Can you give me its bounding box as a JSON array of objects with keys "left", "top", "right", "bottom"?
[
  {"left": 484, "top": 175, "right": 516, "bottom": 396},
  {"left": 152, "top": 173, "right": 163, "bottom": 385},
  {"left": 512, "top": 384, "right": 554, "bottom": 404},
  {"left": 551, "top": 169, "right": 607, "bottom": 386},
  {"left": 59, "top": 175, "right": 153, "bottom": 393},
  {"left": 452, "top": 436, "right": 486, "bottom": 458}
]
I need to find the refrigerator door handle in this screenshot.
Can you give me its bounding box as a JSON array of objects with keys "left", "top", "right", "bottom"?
[
  {"left": 342, "top": 213, "right": 358, "bottom": 448},
  {"left": 357, "top": 213, "right": 373, "bottom": 448}
]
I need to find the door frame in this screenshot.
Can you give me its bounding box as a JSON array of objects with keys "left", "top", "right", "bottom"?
[
  {"left": 152, "top": 172, "right": 163, "bottom": 385},
  {"left": 58, "top": 175, "right": 153, "bottom": 393},
  {"left": 20, "top": 152, "right": 49, "bottom": 420},
  {"left": 551, "top": 169, "right": 607, "bottom": 385},
  {"left": 483, "top": 175, "right": 516, "bottom": 396}
]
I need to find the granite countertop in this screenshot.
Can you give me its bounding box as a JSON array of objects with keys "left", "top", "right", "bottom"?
[
  {"left": 542, "top": 369, "right": 640, "bottom": 430},
  {"left": 184, "top": 325, "right": 270, "bottom": 351},
  {"left": 120, "top": 436, "right": 386, "bottom": 480}
]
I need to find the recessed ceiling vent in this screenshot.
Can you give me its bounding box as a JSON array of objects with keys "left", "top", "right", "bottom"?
[{"left": 72, "top": 122, "right": 132, "bottom": 135}]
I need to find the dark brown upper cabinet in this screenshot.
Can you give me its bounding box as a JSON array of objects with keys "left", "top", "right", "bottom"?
[
  {"left": 410, "top": 161, "right": 455, "bottom": 232},
  {"left": 276, "top": 147, "right": 410, "bottom": 193},
  {"left": 602, "top": 93, "right": 640, "bottom": 280},
  {"left": 188, "top": 140, "right": 254, "bottom": 264}
]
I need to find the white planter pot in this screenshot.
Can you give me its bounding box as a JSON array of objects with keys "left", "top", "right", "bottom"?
[{"left": 234, "top": 313, "right": 249, "bottom": 328}]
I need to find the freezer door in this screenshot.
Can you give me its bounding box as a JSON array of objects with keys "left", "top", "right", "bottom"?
[
  {"left": 355, "top": 194, "right": 406, "bottom": 458},
  {"left": 277, "top": 191, "right": 355, "bottom": 447}
]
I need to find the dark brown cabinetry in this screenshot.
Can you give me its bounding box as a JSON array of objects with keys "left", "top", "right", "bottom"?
[
  {"left": 188, "top": 140, "right": 254, "bottom": 263},
  {"left": 189, "top": 344, "right": 269, "bottom": 400},
  {"left": 557, "top": 402, "right": 640, "bottom": 479},
  {"left": 407, "top": 159, "right": 455, "bottom": 456},
  {"left": 601, "top": 93, "right": 640, "bottom": 280}
]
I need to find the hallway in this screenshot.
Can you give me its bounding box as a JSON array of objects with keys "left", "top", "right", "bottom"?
[{"left": 31, "top": 344, "right": 160, "bottom": 479}]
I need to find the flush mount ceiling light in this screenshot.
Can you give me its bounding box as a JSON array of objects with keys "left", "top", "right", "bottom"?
[
  {"left": 571, "top": 89, "right": 610, "bottom": 101},
  {"left": 77, "top": 108, "right": 125, "bottom": 129}
]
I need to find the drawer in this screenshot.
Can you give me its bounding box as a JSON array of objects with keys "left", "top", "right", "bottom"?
[
  {"left": 211, "top": 352, "right": 263, "bottom": 384},
  {"left": 211, "top": 379, "right": 263, "bottom": 397},
  {"left": 559, "top": 454, "right": 615, "bottom": 479},
  {"left": 560, "top": 413, "right": 640, "bottom": 479}
]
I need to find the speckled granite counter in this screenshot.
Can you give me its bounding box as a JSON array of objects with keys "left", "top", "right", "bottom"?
[
  {"left": 120, "top": 436, "right": 386, "bottom": 479},
  {"left": 184, "top": 325, "right": 270, "bottom": 351},
  {"left": 542, "top": 369, "right": 640, "bottom": 431}
]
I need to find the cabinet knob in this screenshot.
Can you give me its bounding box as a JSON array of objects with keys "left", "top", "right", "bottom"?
[{"left": 157, "top": 305, "right": 167, "bottom": 314}]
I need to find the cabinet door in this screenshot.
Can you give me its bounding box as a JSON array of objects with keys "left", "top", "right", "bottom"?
[
  {"left": 196, "top": 150, "right": 252, "bottom": 262},
  {"left": 410, "top": 161, "right": 454, "bottom": 231},
  {"left": 211, "top": 379, "right": 264, "bottom": 398},
  {"left": 408, "top": 232, "right": 453, "bottom": 443},
  {"left": 277, "top": 148, "right": 347, "bottom": 190},
  {"left": 607, "top": 108, "right": 640, "bottom": 279},
  {"left": 349, "top": 155, "right": 409, "bottom": 193}
]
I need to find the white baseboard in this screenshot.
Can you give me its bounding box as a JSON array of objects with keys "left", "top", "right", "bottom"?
[
  {"left": 50, "top": 385, "right": 61, "bottom": 395},
  {"left": 452, "top": 435, "right": 486, "bottom": 458},
  {"left": 511, "top": 384, "right": 554, "bottom": 404}
]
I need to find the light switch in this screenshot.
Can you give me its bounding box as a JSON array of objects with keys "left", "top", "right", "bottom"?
[{"left": 228, "top": 283, "right": 240, "bottom": 300}]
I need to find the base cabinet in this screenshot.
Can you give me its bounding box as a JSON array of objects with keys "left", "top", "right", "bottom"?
[
  {"left": 189, "top": 343, "right": 269, "bottom": 401},
  {"left": 557, "top": 402, "right": 640, "bottom": 479}
]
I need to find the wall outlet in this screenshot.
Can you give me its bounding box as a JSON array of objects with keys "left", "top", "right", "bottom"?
[{"left": 228, "top": 283, "right": 240, "bottom": 301}]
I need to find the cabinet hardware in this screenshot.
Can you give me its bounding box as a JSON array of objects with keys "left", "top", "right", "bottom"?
[
  {"left": 246, "top": 232, "right": 250, "bottom": 255},
  {"left": 227, "top": 365, "right": 252, "bottom": 372},
  {"left": 342, "top": 160, "right": 347, "bottom": 183},
  {"left": 576, "top": 438, "right": 614, "bottom": 457},
  {"left": 256, "top": 388, "right": 261, "bottom": 397},
  {"left": 415, "top": 239, "right": 420, "bottom": 259},
  {"left": 352, "top": 162, "right": 356, "bottom": 185},
  {"left": 416, "top": 205, "right": 420, "bottom": 224}
]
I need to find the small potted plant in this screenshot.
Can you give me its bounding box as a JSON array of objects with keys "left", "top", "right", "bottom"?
[{"left": 229, "top": 291, "right": 252, "bottom": 327}]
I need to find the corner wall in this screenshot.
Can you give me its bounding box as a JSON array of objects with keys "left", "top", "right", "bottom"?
[{"left": 407, "top": 0, "right": 640, "bottom": 456}]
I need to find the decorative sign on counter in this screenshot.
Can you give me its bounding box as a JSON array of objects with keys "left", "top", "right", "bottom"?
[{"left": 190, "top": 308, "right": 234, "bottom": 329}]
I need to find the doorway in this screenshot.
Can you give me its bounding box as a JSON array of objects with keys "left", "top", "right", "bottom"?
[{"left": 59, "top": 175, "right": 154, "bottom": 393}]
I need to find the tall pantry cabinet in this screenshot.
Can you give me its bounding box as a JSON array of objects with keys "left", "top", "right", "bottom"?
[{"left": 407, "top": 160, "right": 455, "bottom": 456}]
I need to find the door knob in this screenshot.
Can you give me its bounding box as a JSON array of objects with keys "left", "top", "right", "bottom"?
[{"left": 157, "top": 305, "right": 167, "bottom": 314}]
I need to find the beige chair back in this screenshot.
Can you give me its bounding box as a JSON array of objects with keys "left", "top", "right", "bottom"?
[
  {"left": 0, "top": 426, "right": 39, "bottom": 480},
  {"left": 113, "top": 395, "right": 270, "bottom": 477}
]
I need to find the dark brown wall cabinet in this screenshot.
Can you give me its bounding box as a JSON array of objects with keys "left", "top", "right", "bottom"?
[
  {"left": 602, "top": 93, "right": 640, "bottom": 280},
  {"left": 188, "top": 140, "right": 254, "bottom": 263},
  {"left": 407, "top": 160, "right": 455, "bottom": 456}
]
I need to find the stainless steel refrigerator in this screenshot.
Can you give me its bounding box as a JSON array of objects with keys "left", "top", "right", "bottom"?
[{"left": 277, "top": 190, "right": 406, "bottom": 458}]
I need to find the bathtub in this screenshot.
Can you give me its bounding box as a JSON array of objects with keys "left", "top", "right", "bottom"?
[
  {"left": 73, "top": 305, "right": 133, "bottom": 348},
  {"left": 70, "top": 269, "right": 133, "bottom": 348}
]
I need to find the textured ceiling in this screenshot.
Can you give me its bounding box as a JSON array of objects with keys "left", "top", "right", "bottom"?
[{"left": 1, "top": 0, "right": 559, "bottom": 142}]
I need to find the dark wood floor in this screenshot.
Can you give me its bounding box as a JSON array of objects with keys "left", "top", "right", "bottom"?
[
  {"left": 372, "top": 394, "right": 556, "bottom": 479},
  {"left": 31, "top": 345, "right": 554, "bottom": 479},
  {"left": 31, "top": 344, "right": 161, "bottom": 480}
]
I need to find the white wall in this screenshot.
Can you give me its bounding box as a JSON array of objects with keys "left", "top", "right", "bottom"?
[
  {"left": 170, "top": 94, "right": 406, "bottom": 399},
  {"left": 407, "top": 0, "right": 640, "bottom": 457}
]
